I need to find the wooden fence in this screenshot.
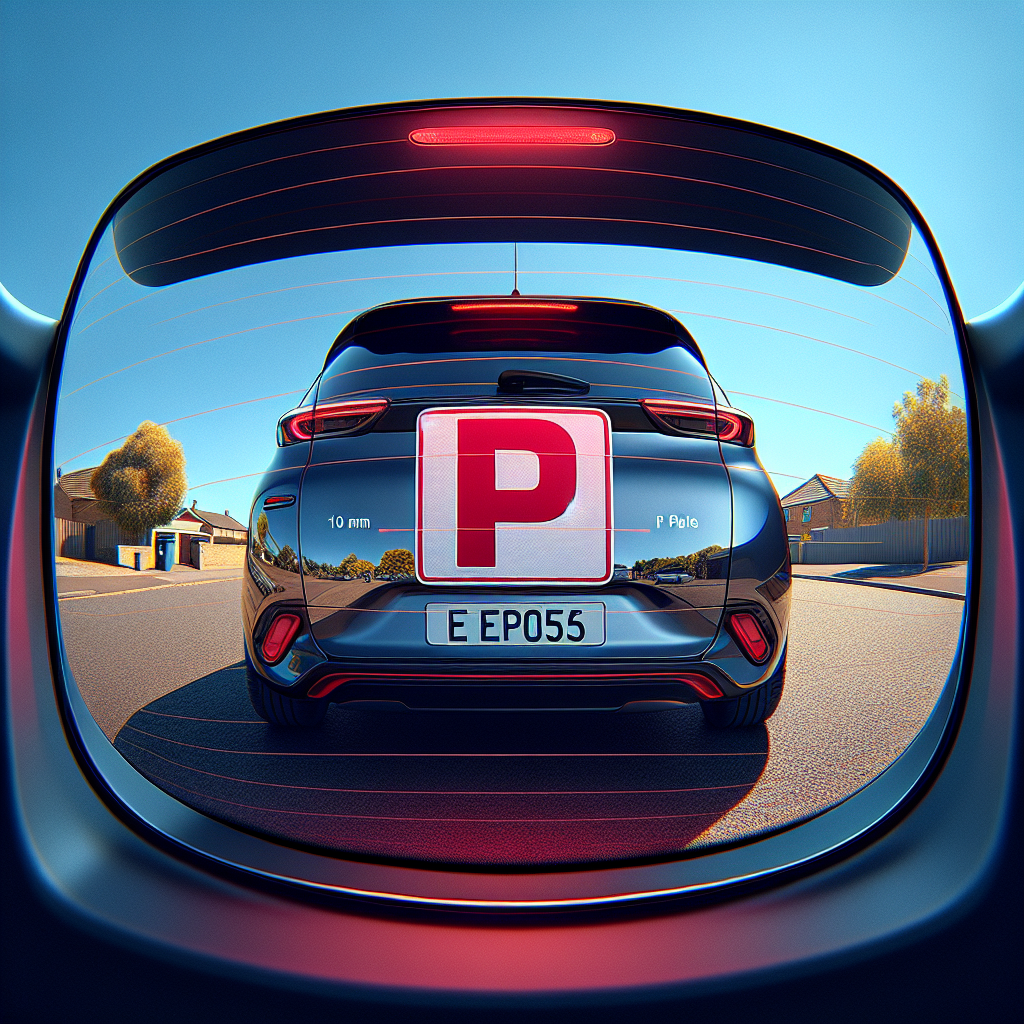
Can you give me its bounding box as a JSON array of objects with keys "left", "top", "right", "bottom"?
[{"left": 54, "top": 518, "right": 146, "bottom": 562}]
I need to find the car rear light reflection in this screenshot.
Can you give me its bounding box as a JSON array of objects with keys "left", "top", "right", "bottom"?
[
  {"left": 641, "top": 399, "right": 755, "bottom": 446},
  {"left": 262, "top": 494, "right": 295, "bottom": 509},
  {"left": 728, "top": 612, "right": 771, "bottom": 664},
  {"left": 261, "top": 613, "right": 302, "bottom": 664},
  {"left": 278, "top": 399, "right": 388, "bottom": 445},
  {"left": 410, "top": 126, "right": 615, "bottom": 146}
]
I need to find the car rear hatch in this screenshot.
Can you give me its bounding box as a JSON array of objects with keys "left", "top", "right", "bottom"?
[{"left": 296, "top": 297, "right": 733, "bottom": 664}]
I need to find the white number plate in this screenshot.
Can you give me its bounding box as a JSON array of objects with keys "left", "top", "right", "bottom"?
[{"left": 426, "top": 603, "right": 606, "bottom": 646}]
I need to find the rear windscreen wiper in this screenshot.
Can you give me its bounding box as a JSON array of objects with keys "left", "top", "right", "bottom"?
[{"left": 496, "top": 369, "right": 590, "bottom": 396}]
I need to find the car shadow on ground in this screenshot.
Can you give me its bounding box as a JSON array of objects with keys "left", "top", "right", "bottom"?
[
  {"left": 114, "top": 663, "right": 769, "bottom": 868},
  {"left": 835, "top": 562, "right": 961, "bottom": 579}
]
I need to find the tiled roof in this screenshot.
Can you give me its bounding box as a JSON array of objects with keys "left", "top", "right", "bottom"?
[
  {"left": 56, "top": 467, "right": 98, "bottom": 500},
  {"left": 180, "top": 506, "right": 247, "bottom": 531},
  {"left": 818, "top": 474, "right": 851, "bottom": 498},
  {"left": 781, "top": 473, "right": 851, "bottom": 507}
]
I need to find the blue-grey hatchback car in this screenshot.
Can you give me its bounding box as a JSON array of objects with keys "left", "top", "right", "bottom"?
[{"left": 242, "top": 294, "right": 790, "bottom": 728}]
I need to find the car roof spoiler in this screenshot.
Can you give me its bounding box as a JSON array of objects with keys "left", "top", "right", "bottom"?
[{"left": 110, "top": 97, "right": 912, "bottom": 289}]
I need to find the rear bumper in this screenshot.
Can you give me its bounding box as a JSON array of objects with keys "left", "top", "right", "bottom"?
[
  {"left": 244, "top": 560, "right": 791, "bottom": 709},
  {"left": 252, "top": 652, "right": 787, "bottom": 709},
  {"left": 306, "top": 672, "right": 723, "bottom": 710}
]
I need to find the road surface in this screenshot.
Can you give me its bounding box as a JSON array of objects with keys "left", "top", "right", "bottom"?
[{"left": 56, "top": 565, "right": 964, "bottom": 866}]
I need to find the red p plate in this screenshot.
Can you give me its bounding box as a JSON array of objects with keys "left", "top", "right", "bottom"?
[{"left": 417, "top": 407, "right": 613, "bottom": 584}]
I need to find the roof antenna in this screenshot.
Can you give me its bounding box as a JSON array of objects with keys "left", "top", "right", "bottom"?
[{"left": 510, "top": 242, "right": 520, "bottom": 296}]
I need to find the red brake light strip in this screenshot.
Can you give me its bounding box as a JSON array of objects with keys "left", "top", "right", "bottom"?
[
  {"left": 410, "top": 126, "right": 615, "bottom": 146},
  {"left": 450, "top": 302, "right": 578, "bottom": 312},
  {"left": 262, "top": 494, "right": 295, "bottom": 509},
  {"left": 307, "top": 670, "right": 721, "bottom": 700}
]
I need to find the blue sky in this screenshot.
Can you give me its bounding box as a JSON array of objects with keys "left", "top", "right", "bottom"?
[{"left": 2, "top": 0, "right": 1021, "bottom": 523}]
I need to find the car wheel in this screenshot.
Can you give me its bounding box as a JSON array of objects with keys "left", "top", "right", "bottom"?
[
  {"left": 246, "top": 661, "right": 328, "bottom": 728},
  {"left": 700, "top": 647, "right": 786, "bottom": 729}
]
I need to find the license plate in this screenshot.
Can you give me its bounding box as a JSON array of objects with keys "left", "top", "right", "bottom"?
[{"left": 426, "top": 603, "right": 606, "bottom": 646}]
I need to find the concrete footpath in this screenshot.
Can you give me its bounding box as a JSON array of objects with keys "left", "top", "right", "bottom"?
[
  {"left": 56, "top": 562, "right": 242, "bottom": 599},
  {"left": 791, "top": 562, "right": 967, "bottom": 599}
]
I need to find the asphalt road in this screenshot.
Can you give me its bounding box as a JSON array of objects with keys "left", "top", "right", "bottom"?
[
  {"left": 56, "top": 568, "right": 964, "bottom": 866},
  {"left": 57, "top": 567, "right": 245, "bottom": 739}
]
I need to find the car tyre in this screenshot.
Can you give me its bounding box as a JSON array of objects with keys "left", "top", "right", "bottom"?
[
  {"left": 700, "top": 647, "right": 786, "bottom": 729},
  {"left": 246, "top": 662, "right": 328, "bottom": 728}
]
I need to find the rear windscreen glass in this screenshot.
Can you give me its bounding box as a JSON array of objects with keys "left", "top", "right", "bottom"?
[{"left": 317, "top": 301, "right": 712, "bottom": 403}]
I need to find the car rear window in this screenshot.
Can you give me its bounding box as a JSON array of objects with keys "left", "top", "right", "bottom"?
[{"left": 316, "top": 299, "right": 714, "bottom": 404}]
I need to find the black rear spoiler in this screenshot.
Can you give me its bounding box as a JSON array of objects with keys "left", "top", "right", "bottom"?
[{"left": 111, "top": 98, "right": 911, "bottom": 289}]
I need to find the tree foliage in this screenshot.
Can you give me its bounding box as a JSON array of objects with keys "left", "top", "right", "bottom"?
[
  {"left": 632, "top": 545, "right": 726, "bottom": 579},
  {"left": 339, "top": 552, "right": 376, "bottom": 577},
  {"left": 377, "top": 548, "right": 415, "bottom": 577},
  {"left": 90, "top": 421, "right": 187, "bottom": 538},
  {"left": 300, "top": 556, "right": 330, "bottom": 577},
  {"left": 848, "top": 437, "right": 907, "bottom": 525},
  {"left": 301, "top": 552, "right": 376, "bottom": 579},
  {"left": 274, "top": 544, "right": 299, "bottom": 573},
  {"left": 252, "top": 511, "right": 272, "bottom": 561},
  {"left": 849, "top": 376, "right": 968, "bottom": 524}
]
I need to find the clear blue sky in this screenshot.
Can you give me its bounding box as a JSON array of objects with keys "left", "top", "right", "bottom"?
[{"left": 2, "top": 0, "right": 1021, "bottom": 523}]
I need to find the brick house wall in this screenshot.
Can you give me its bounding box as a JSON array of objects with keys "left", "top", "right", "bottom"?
[{"left": 783, "top": 495, "right": 850, "bottom": 536}]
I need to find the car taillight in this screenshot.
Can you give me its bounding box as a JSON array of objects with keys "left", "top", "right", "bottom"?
[
  {"left": 262, "top": 494, "right": 295, "bottom": 509},
  {"left": 640, "top": 399, "right": 755, "bottom": 446},
  {"left": 277, "top": 399, "right": 388, "bottom": 445},
  {"left": 261, "top": 613, "right": 302, "bottom": 664},
  {"left": 728, "top": 611, "right": 771, "bottom": 664},
  {"left": 409, "top": 126, "right": 615, "bottom": 146}
]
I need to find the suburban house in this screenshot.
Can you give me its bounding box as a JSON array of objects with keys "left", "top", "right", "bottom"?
[
  {"left": 780, "top": 474, "right": 851, "bottom": 539},
  {"left": 174, "top": 501, "right": 248, "bottom": 543},
  {"left": 54, "top": 467, "right": 210, "bottom": 568}
]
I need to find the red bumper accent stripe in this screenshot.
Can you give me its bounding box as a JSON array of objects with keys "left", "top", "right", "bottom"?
[{"left": 306, "top": 671, "right": 722, "bottom": 700}]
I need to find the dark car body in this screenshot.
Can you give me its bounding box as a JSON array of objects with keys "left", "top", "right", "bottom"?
[{"left": 242, "top": 294, "right": 790, "bottom": 725}]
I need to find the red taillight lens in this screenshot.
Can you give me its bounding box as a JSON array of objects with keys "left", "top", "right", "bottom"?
[
  {"left": 262, "top": 494, "right": 295, "bottom": 509},
  {"left": 640, "top": 399, "right": 755, "bottom": 446},
  {"left": 278, "top": 399, "right": 388, "bottom": 445},
  {"left": 410, "top": 126, "right": 615, "bottom": 146},
  {"left": 450, "top": 302, "right": 578, "bottom": 312},
  {"left": 728, "top": 612, "right": 771, "bottom": 664},
  {"left": 261, "top": 613, "right": 302, "bottom": 664}
]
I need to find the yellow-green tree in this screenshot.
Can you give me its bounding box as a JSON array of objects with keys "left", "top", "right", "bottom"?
[
  {"left": 90, "top": 421, "right": 187, "bottom": 539},
  {"left": 632, "top": 545, "right": 725, "bottom": 579},
  {"left": 339, "top": 552, "right": 375, "bottom": 577},
  {"left": 253, "top": 511, "right": 271, "bottom": 560},
  {"left": 849, "top": 376, "right": 968, "bottom": 568},
  {"left": 849, "top": 436, "right": 908, "bottom": 526},
  {"left": 377, "top": 548, "right": 414, "bottom": 577}
]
